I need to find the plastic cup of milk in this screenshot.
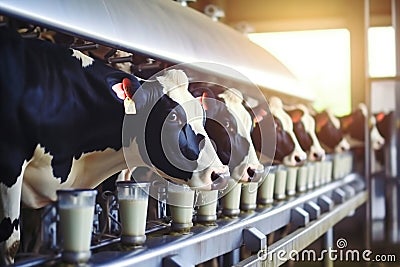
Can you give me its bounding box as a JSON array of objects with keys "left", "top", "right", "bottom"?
[
  {"left": 167, "top": 183, "right": 195, "bottom": 232},
  {"left": 240, "top": 182, "right": 258, "bottom": 211},
  {"left": 257, "top": 165, "right": 277, "bottom": 205},
  {"left": 314, "top": 162, "right": 323, "bottom": 187},
  {"left": 195, "top": 190, "right": 218, "bottom": 224},
  {"left": 307, "top": 162, "right": 315, "bottom": 190},
  {"left": 116, "top": 181, "right": 150, "bottom": 245},
  {"left": 274, "top": 166, "right": 287, "bottom": 200},
  {"left": 286, "top": 167, "right": 298, "bottom": 196},
  {"left": 296, "top": 166, "right": 308, "bottom": 192},
  {"left": 220, "top": 179, "right": 242, "bottom": 217},
  {"left": 57, "top": 189, "right": 97, "bottom": 264}
]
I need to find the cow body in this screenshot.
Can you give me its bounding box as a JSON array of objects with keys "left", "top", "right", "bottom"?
[{"left": 0, "top": 28, "right": 228, "bottom": 264}]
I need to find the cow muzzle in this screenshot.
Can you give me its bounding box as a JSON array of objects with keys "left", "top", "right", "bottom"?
[
  {"left": 210, "top": 171, "right": 230, "bottom": 190},
  {"left": 241, "top": 165, "right": 264, "bottom": 183}
]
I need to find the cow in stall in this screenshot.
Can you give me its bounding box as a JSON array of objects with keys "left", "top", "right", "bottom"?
[
  {"left": 0, "top": 27, "right": 229, "bottom": 265},
  {"left": 339, "top": 103, "right": 385, "bottom": 150},
  {"left": 189, "top": 85, "right": 266, "bottom": 183},
  {"left": 284, "top": 104, "right": 325, "bottom": 162},
  {"left": 252, "top": 96, "right": 307, "bottom": 166},
  {"left": 313, "top": 103, "right": 385, "bottom": 153},
  {"left": 313, "top": 109, "right": 351, "bottom": 153}
]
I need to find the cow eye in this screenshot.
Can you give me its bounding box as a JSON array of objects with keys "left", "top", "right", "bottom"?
[
  {"left": 224, "top": 120, "right": 230, "bottom": 128},
  {"left": 169, "top": 112, "right": 179, "bottom": 122}
]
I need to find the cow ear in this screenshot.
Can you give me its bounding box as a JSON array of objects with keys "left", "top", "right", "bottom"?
[
  {"left": 252, "top": 106, "right": 268, "bottom": 125},
  {"left": 288, "top": 109, "right": 303, "bottom": 123},
  {"left": 340, "top": 115, "right": 354, "bottom": 130},
  {"left": 200, "top": 92, "right": 209, "bottom": 111},
  {"left": 376, "top": 112, "right": 385, "bottom": 123},
  {"left": 315, "top": 112, "right": 329, "bottom": 132},
  {"left": 111, "top": 82, "right": 126, "bottom": 100}
]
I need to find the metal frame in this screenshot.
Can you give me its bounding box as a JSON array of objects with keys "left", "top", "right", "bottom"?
[{"left": 14, "top": 173, "right": 366, "bottom": 267}]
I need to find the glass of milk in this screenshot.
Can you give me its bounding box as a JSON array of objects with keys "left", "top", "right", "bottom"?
[
  {"left": 116, "top": 181, "right": 150, "bottom": 245},
  {"left": 274, "top": 166, "right": 287, "bottom": 200},
  {"left": 219, "top": 179, "right": 242, "bottom": 217},
  {"left": 240, "top": 182, "right": 258, "bottom": 211},
  {"left": 314, "top": 162, "right": 323, "bottom": 187},
  {"left": 286, "top": 167, "right": 298, "bottom": 196},
  {"left": 296, "top": 165, "right": 308, "bottom": 193},
  {"left": 307, "top": 162, "right": 315, "bottom": 190},
  {"left": 167, "top": 183, "right": 195, "bottom": 231},
  {"left": 195, "top": 190, "right": 218, "bottom": 224},
  {"left": 257, "top": 165, "right": 277, "bottom": 205},
  {"left": 57, "top": 189, "right": 97, "bottom": 264}
]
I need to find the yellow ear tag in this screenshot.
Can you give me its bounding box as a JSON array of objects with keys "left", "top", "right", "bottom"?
[{"left": 124, "top": 97, "right": 136, "bottom": 114}]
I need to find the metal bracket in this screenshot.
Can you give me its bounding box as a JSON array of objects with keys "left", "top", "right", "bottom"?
[
  {"left": 342, "top": 185, "right": 356, "bottom": 198},
  {"left": 317, "top": 195, "right": 334, "bottom": 213},
  {"left": 291, "top": 207, "right": 310, "bottom": 227},
  {"left": 332, "top": 188, "right": 347, "bottom": 204},
  {"left": 303, "top": 201, "right": 321, "bottom": 220},
  {"left": 243, "top": 227, "right": 267, "bottom": 253},
  {"left": 163, "top": 254, "right": 194, "bottom": 267}
]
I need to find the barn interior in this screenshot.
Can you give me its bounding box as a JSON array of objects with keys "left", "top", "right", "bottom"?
[{"left": 0, "top": 0, "right": 399, "bottom": 266}]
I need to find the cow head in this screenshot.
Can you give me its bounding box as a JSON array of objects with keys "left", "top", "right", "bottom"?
[
  {"left": 314, "top": 110, "right": 350, "bottom": 153},
  {"left": 375, "top": 111, "right": 393, "bottom": 140},
  {"left": 285, "top": 104, "right": 325, "bottom": 161},
  {"left": 339, "top": 103, "right": 385, "bottom": 150},
  {"left": 121, "top": 69, "right": 229, "bottom": 190},
  {"left": 268, "top": 97, "right": 307, "bottom": 166},
  {"left": 189, "top": 85, "right": 265, "bottom": 183}
]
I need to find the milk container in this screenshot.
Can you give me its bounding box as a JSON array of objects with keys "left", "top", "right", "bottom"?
[
  {"left": 167, "top": 183, "right": 195, "bottom": 231},
  {"left": 57, "top": 189, "right": 97, "bottom": 264},
  {"left": 220, "top": 179, "right": 242, "bottom": 217},
  {"left": 240, "top": 182, "right": 258, "bottom": 211},
  {"left": 195, "top": 190, "right": 218, "bottom": 223},
  {"left": 117, "top": 181, "right": 150, "bottom": 245}
]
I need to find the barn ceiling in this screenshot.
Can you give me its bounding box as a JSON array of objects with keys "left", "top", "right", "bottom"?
[{"left": 190, "top": 0, "right": 393, "bottom": 31}]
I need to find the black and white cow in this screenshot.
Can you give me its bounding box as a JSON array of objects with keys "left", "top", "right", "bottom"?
[
  {"left": 339, "top": 103, "right": 385, "bottom": 150},
  {"left": 252, "top": 97, "right": 307, "bottom": 166},
  {"left": 0, "top": 27, "right": 228, "bottom": 264},
  {"left": 189, "top": 85, "right": 265, "bottom": 182},
  {"left": 314, "top": 109, "right": 351, "bottom": 153},
  {"left": 284, "top": 104, "right": 325, "bottom": 161}
]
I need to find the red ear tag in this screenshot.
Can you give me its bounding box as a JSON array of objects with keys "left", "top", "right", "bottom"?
[
  {"left": 376, "top": 112, "right": 385, "bottom": 122},
  {"left": 200, "top": 92, "right": 209, "bottom": 111},
  {"left": 122, "top": 78, "right": 136, "bottom": 115}
]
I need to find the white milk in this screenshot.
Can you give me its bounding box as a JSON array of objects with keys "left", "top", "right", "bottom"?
[
  {"left": 196, "top": 190, "right": 218, "bottom": 217},
  {"left": 297, "top": 166, "right": 308, "bottom": 192},
  {"left": 221, "top": 180, "right": 241, "bottom": 210},
  {"left": 314, "top": 162, "right": 322, "bottom": 187},
  {"left": 240, "top": 182, "right": 258, "bottom": 210},
  {"left": 307, "top": 163, "right": 315, "bottom": 190},
  {"left": 333, "top": 154, "right": 341, "bottom": 179},
  {"left": 258, "top": 172, "right": 275, "bottom": 204},
  {"left": 168, "top": 190, "right": 194, "bottom": 224},
  {"left": 325, "top": 160, "right": 333, "bottom": 183},
  {"left": 286, "top": 167, "right": 297, "bottom": 196},
  {"left": 119, "top": 199, "right": 148, "bottom": 236},
  {"left": 59, "top": 206, "right": 94, "bottom": 252},
  {"left": 274, "top": 169, "right": 287, "bottom": 200}
]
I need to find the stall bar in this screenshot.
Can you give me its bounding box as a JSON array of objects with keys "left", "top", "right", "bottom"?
[{"left": 0, "top": 0, "right": 313, "bottom": 101}]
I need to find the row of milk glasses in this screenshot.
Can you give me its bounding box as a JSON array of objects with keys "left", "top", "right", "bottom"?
[
  {"left": 56, "top": 181, "right": 151, "bottom": 264},
  {"left": 55, "top": 156, "right": 341, "bottom": 265}
]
